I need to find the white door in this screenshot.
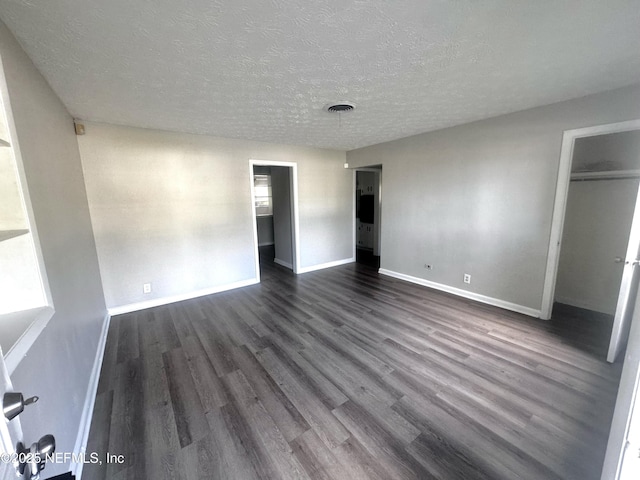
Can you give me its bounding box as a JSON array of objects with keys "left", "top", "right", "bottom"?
[
  {"left": 0, "top": 347, "right": 22, "bottom": 479},
  {"left": 619, "top": 378, "right": 640, "bottom": 479},
  {"left": 608, "top": 183, "right": 640, "bottom": 363},
  {"left": 601, "top": 286, "right": 640, "bottom": 479}
]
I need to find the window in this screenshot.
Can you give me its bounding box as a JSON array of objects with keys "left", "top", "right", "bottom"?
[{"left": 254, "top": 174, "right": 273, "bottom": 216}]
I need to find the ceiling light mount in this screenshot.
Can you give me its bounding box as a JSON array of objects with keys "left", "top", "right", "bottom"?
[{"left": 324, "top": 102, "right": 356, "bottom": 113}]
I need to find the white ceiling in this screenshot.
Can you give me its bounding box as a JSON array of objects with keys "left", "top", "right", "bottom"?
[{"left": 0, "top": 0, "right": 639, "bottom": 151}]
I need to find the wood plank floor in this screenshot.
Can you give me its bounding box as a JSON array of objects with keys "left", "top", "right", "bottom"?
[{"left": 83, "top": 257, "right": 622, "bottom": 480}]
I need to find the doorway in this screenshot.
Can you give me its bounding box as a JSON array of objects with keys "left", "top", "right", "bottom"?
[
  {"left": 250, "top": 160, "right": 300, "bottom": 281},
  {"left": 355, "top": 167, "right": 382, "bottom": 268},
  {"left": 542, "top": 120, "right": 640, "bottom": 362}
]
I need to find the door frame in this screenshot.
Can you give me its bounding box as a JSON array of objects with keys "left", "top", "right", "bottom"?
[
  {"left": 0, "top": 346, "right": 22, "bottom": 479},
  {"left": 540, "top": 119, "right": 640, "bottom": 320},
  {"left": 249, "top": 159, "right": 301, "bottom": 281},
  {"left": 353, "top": 166, "right": 383, "bottom": 262}
]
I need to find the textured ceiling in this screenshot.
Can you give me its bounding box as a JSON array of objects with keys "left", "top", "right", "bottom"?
[{"left": 0, "top": 0, "right": 639, "bottom": 150}]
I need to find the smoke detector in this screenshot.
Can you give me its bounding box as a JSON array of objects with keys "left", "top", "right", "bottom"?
[{"left": 323, "top": 102, "right": 356, "bottom": 113}]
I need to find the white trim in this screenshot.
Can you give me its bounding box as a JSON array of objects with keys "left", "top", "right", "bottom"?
[
  {"left": 107, "top": 278, "right": 259, "bottom": 316},
  {"left": 291, "top": 166, "right": 301, "bottom": 275},
  {"left": 0, "top": 56, "right": 53, "bottom": 309},
  {"left": 377, "top": 169, "right": 382, "bottom": 258},
  {"left": 0, "top": 344, "right": 21, "bottom": 476},
  {"left": 249, "top": 164, "right": 261, "bottom": 283},
  {"left": 250, "top": 160, "right": 301, "bottom": 275},
  {"left": 298, "top": 257, "right": 355, "bottom": 274},
  {"left": 354, "top": 167, "right": 383, "bottom": 258},
  {"left": 4, "top": 306, "right": 54, "bottom": 375},
  {"left": 0, "top": 55, "right": 55, "bottom": 376},
  {"left": 0, "top": 55, "right": 53, "bottom": 309},
  {"left": 352, "top": 169, "right": 357, "bottom": 261},
  {"left": 273, "top": 258, "right": 293, "bottom": 269},
  {"left": 379, "top": 269, "right": 541, "bottom": 318},
  {"left": 541, "top": 119, "right": 640, "bottom": 320},
  {"left": 72, "top": 313, "right": 111, "bottom": 479}
]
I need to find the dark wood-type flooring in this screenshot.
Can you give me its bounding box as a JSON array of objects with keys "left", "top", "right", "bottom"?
[{"left": 83, "top": 257, "right": 622, "bottom": 480}]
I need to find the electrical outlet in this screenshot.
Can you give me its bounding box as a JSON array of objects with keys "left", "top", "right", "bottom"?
[
  {"left": 463, "top": 274, "right": 471, "bottom": 284},
  {"left": 143, "top": 283, "right": 152, "bottom": 294},
  {"left": 424, "top": 264, "right": 432, "bottom": 270}
]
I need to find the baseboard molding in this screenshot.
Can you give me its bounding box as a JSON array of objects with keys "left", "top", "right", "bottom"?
[
  {"left": 297, "top": 257, "right": 355, "bottom": 274},
  {"left": 108, "top": 278, "right": 259, "bottom": 316},
  {"left": 378, "top": 269, "right": 541, "bottom": 318},
  {"left": 71, "top": 312, "right": 111, "bottom": 479},
  {"left": 274, "top": 258, "right": 293, "bottom": 269}
]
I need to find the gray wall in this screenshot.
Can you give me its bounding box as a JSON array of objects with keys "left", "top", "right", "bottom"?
[
  {"left": 347, "top": 84, "right": 640, "bottom": 313},
  {"left": 555, "top": 178, "right": 638, "bottom": 314},
  {"left": 77, "top": 122, "right": 351, "bottom": 309},
  {"left": 256, "top": 215, "right": 274, "bottom": 246},
  {"left": 0, "top": 20, "right": 106, "bottom": 477},
  {"left": 272, "top": 166, "right": 293, "bottom": 267},
  {"left": 572, "top": 130, "right": 640, "bottom": 172}
]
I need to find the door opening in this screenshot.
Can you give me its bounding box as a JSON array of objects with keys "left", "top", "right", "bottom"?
[
  {"left": 542, "top": 120, "right": 640, "bottom": 363},
  {"left": 250, "top": 160, "right": 299, "bottom": 281},
  {"left": 355, "top": 167, "right": 382, "bottom": 269}
]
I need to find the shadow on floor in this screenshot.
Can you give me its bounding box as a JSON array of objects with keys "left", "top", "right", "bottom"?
[{"left": 548, "top": 303, "right": 615, "bottom": 359}]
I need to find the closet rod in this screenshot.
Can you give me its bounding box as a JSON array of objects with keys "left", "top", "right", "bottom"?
[{"left": 570, "top": 169, "right": 640, "bottom": 182}]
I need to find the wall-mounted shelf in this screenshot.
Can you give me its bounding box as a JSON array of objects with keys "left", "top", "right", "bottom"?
[
  {"left": 0, "top": 229, "right": 29, "bottom": 242},
  {"left": 0, "top": 138, "right": 10, "bottom": 147},
  {"left": 570, "top": 169, "right": 640, "bottom": 182}
]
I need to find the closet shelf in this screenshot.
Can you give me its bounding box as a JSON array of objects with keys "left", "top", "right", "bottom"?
[
  {"left": 570, "top": 169, "right": 640, "bottom": 181},
  {"left": 0, "top": 229, "right": 29, "bottom": 242}
]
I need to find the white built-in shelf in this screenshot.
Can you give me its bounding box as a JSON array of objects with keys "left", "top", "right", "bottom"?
[
  {"left": 571, "top": 169, "right": 640, "bottom": 181},
  {"left": 1, "top": 306, "right": 54, "bottom": 374},
  {"left": 0, "top": 138, "right": 9, "bottom": 147},
  {"left": 0, "top": 229, "right": 29, "bottom": 242}
]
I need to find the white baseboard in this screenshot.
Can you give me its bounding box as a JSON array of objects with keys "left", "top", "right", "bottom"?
[
  {"left": 297, "top": 257, "right": 355, "bottom": 274},
  {"left": 378, "top": 269, "right": 541, "bottom": 318},
  {"left": 72, "top": 312, "right": 111, "bottom": 479},
  {"left": 274, "top": 258, "right": 293, "bottom": 269},
  {"left": 108, "top": 278, "right": 259, "bottom": 316}
]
